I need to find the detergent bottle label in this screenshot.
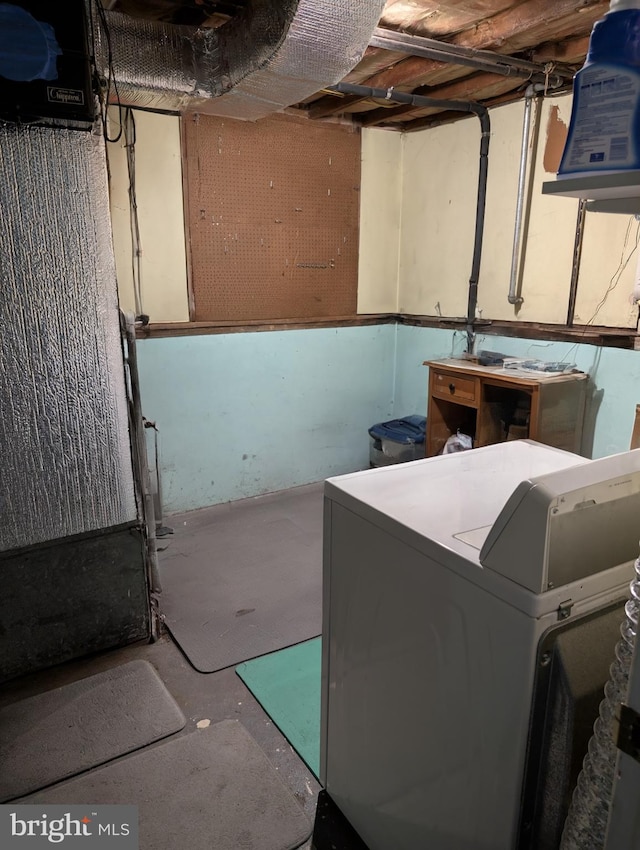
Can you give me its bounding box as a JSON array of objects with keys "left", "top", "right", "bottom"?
[{"left": 560, "top": 64, "right": 640, "bottom": 173}]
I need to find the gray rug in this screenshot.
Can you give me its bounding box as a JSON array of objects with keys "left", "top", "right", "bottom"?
[
  {"left": 0, "top": 659, "right": 185, "bottom": 801},
  {"left": 22, "top": 720, "right": 312, "bottom": 850},
  {"left": 159, "top": 483, "right": 323, "bottom": 672}
]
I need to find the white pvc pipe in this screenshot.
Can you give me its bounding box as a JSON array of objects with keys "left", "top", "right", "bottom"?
[
  {"left": 508, "top": 91, "right": 534, "bottom": 305},
  {"left": 508, "top": 84, "right": 545, "bottom": 306}
]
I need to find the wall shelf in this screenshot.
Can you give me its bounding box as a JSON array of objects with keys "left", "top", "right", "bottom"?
[{"left": 542, "top": 172, "right": 640, "bottom": 214}]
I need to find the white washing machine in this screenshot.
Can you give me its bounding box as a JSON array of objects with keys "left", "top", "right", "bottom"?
[{"left": 321, "top": 441, "right": 640, "bottom": 850}]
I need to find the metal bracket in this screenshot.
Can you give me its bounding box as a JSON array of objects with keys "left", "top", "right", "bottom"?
[
  {"left": 557, "top": 600, "right": 573, "bottom": 621},
  {"left": 615, "top": 704, "right": 640, "bottom": 765}
]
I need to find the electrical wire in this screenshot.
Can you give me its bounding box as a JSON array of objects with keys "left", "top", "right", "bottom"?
[
  {"left": 563, "top": 216, "right": 640, "bottom": 364},
  {"left": 590, "top": 218, "right": 639, "bottom": 322},
  {"left": 124, "top": 107, "right": 145, "bottom": 318},
  {"left": 91, "top": 0, "right": 123, "bottom": 143}
]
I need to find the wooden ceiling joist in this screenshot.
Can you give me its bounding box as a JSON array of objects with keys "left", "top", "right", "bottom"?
[
  {"left": 380, "top": 0, "right": 521, "bottom": 40},
  {"left": 308, "top": 94, "right": 369, "bottom": 120},
  {"left": 366, "top": 0, "right": 605, "bottom": 90},
  {"left": 305, "top": 0, "right": 603, "bottom": 124},
  {"left": 342, "top": 47, "right": 407, "bottom": 85},
  {"left": 532, "top": 34, "right": 591, "bottom": 64}
]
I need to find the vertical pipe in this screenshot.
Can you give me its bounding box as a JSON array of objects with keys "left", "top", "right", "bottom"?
[
  {"left": 466, "top": 113, "right": 491, "bottom": 354},
  {"left": 567, "top": 200, "right": 588, "bottom": 327},
  {"left": 508, "top": 85, "right": 543, "bottom": 306},
  {"left": 122, "top": 312, "right": 162, "bottom": 598}
]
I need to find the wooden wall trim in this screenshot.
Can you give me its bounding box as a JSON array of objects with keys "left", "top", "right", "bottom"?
[
  {"left": 397, "top": 315, "right": 640, "bottom": 350},
  {"left": 136, "top": 314, "right": 395, "bottom": 339},
  {"left": 136, "top": 313, "right": 640, "bottom": 349}
]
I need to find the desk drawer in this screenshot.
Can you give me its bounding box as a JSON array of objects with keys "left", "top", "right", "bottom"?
[{"left": 432, "top": 371, "right": 477, "bottom": 403}]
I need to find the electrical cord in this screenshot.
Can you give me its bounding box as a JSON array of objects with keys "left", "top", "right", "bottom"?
[
  {"left": 563, "top": 216, "right": 640, "bottom": 364},
  {"left": 91, "top": 0, "right": 123, "bottom": 143},
  {"left": 124, "top": 107, "right": 145, "bottom": 318}
]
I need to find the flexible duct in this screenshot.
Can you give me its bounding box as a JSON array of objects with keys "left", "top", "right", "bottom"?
[
  {"left": 94, "top": 0, "right": 386, "bottom": 120},
  {"left": 560, "top": 556, "right": 640, "bottom": 848}
]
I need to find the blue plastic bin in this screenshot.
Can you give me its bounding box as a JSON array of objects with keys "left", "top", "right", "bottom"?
[{"left": 368, "top": 415, "right": 427, "bottom": 467}]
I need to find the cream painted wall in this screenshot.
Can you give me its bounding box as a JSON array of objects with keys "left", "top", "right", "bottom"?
[
  {"left": 105, "top": 101, "right": 640, "bottom": 329},
  {"left": 357, "top": 128, "right": 402, "bottom": 314},
  {"left": 107, "top": 109, "right": 189, "bottom": 322},
  {"left": 575, "top": 212, "right": 640, "bottom": 329},
  {"left": 398, "top": 116, "right": 479, "bottom": 318},
  {"left": 397, "top": 94, "right": 640, "bottom": 328},
  {"left": 479, "top": 97, "right": 578, "bottom": 323}
]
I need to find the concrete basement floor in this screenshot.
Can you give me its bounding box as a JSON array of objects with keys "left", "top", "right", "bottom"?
[
  {"left": 0, "top": 632, "right": 320, "bottom": 848},
  {"left": 0, "top": 483, "right": 330, "bottom": 849}
]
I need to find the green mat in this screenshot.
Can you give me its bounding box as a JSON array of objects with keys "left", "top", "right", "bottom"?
[{"left": 236, "top": 638, "right": 321, "bottom": 778}]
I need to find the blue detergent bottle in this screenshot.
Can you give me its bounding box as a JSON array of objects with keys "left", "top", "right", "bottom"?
[{"left": 558, "top": 0, "right": 640, "bottom": 176}]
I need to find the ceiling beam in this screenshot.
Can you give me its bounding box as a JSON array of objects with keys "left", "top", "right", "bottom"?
[
  {"left": 308, "top": 0, "right": 604, "bottom": 121},
  {"left": 342, "top": 46, "right": 407, "bottom": 85},
  {"left": 307, "top": 0, "right": 605, "bottom": 123},
  {"left": 533, "top": 34, "right": 591, "bottom": 64},
  {"left": 365, "top": 0, "right": 606, "bottom": 91},
  {"left": 308, "top": 94, "right": 367, "bottom": 120},
  {"left": 379, "top": 0, "right": 523, "bottom": 41}
]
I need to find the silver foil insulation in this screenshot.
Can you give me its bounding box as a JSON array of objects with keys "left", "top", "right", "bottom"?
[
  {"left": 0, "top": 124, "right": 137, "bottom": 552},
  {"left": 96, "top": 0, "right": 386, "bottom": 120}
]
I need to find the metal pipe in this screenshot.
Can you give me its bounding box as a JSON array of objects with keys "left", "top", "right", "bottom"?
[
  {"left": 331, "top": 82, "right": 490, "bottom": 354},
  {"left": 508, "top": 91, "right": 534, "bottom": 305},
  {"left": 508, "top": 84, "right": 544, "bottom": 306},
  {"left": 467, "top": 120, "right": 491, "bottom": 354},
  {"left": 330, "top": 80, "right": 488, "bottom": 122},
  {"left": 121, "top": 312, "right": 162, "bottom": 601},
  {"left": 369, "top": 27, "right": 570, "bottom": 88},
  {"left": 567, "top": 200, "right": 588, "bottom": 326}
]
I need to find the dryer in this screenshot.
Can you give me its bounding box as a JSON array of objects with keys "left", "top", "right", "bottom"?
[{"left": 321, "top": 441, "right": 640, "bottom": 849}]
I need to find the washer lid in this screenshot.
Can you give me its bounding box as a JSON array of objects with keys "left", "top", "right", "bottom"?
[
  {"left": 326, "top": 441, "right": 585, "bottom": 564},
  {"left": 324, "top": 441, "right": 602, "bottom": 617}
]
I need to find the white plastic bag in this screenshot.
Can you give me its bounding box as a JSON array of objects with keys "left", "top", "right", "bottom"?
[{"left": 442, "top": 431, "right": 473, "bottom": 454}]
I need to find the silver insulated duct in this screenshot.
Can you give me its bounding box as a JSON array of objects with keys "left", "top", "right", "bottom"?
[{"left": 95, "top": 0, "right": 386, "bottom": 120}]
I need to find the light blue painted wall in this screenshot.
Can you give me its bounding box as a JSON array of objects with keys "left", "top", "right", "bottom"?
[
  {"left": 393, "top": 325, "right": 468, "bottom": 418},
  {"left": 393, "top": 324, "right": 640, "bottom": 460},
  {"left": 137, "top": 325, "right": 396, "bottom": 513},
  {"left": 138, "top": 322, "right": 640, "bottom": 513}
]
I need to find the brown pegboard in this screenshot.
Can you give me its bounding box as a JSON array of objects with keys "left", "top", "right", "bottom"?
[{"left": 183, "top": 112, "right": 360, "bottom": 321}]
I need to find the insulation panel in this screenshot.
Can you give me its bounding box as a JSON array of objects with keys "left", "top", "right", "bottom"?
[
  {"left": 0, "top": 124, "right": 137, "bottom": 552},
  {"left": 183, "top": 112, "right": 361, "bottom": 321}
]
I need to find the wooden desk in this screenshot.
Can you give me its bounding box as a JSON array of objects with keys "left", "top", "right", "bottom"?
[{"left": 423, "top": 358, "right": 588, "bottom": 457}]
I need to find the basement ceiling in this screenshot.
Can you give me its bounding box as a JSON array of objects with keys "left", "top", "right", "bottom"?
[{"left": 109, "top": 0, "right": 606, "bottom": 130}]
